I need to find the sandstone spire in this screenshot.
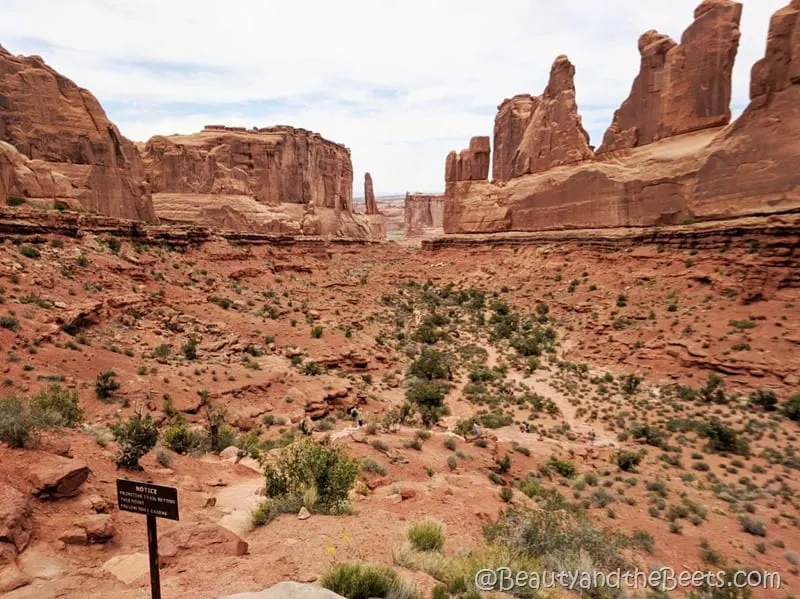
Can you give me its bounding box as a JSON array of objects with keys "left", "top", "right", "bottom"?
[
  {"left": 364, "top": 172, "right": 379, "bottom": 215},
  {"left": 444, "top": 136, "right": 490, "bottom": 183},
  {"left": 598, "top": 0, "right": 743, "bottom": 153}
]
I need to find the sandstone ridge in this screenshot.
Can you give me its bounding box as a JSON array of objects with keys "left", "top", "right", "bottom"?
[{"left": 443, "top": 0, "right": 800, "bottom": 234}]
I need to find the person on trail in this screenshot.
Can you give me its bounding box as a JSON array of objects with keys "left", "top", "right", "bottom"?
[
  {"left": 300, "top": 417, "right": 313, "bottom": 435},
  {"left": 350, "top": 406, "right": 362, "bottom": 427},
  {"left": 589, "top": 429, "right": 596, "bottom": 445},
  {"left": 472, "top": 421, "right": 481, "bottom": 440},
  {"left": 522, "top": 421, "right": 530, "bottom": 434}
]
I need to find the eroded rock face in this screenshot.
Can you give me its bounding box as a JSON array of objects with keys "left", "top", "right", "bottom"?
[
  {"left": 598, "top": 0, "right": 743, "bottom": 153},
  {"left": 142, "top": 126, "right": 353, "bottom": 210},
  {"left": 142, "top": 126, "right": 384, "bottom": 239},
  {"left": 0, "top": 487, "right": 31, "bottom": 554},
  {"left": 364, "top": 173, "right": 379, "bottom": 215},
  {"left": 444, "top": 136, "right": 490, "bottom": 183},
  {"left": 497, "top": 56, "right": 593, "bottom": 180},
  {"left": 0, "top": 45, "right": 155, "bottom": 220},
  {"left": 443, "top": 0, "right": 799, "bottom": 234},
  {"left": 404, "top": 192, "right": 444, "bottom": 237}
]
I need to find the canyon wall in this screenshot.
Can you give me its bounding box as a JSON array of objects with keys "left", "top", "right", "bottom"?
[
  {"left": 444, "top": 0, "right": 800, "bottom": 234},
  {"left": 404, "top": 192, "right": 444, "bottom": 237},
  {"left": 0, "top": 44, "right": 155, "bottom": 220}
]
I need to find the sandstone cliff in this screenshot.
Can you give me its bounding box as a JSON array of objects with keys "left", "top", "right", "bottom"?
[
  {"left": 598, "top": 0, "right": 742, "bottom": 153},
  {"left": 142, "top": 126, "right": 384, "bottom": 239},
  {"left": 404, "top": 192, "right": 444, "bottom": 237},
  {"left": 0, "top": 45, "right": 155, "bottom": 220},
  {"left": 443, "top": 0, "right": 799, "bottom": 234}
]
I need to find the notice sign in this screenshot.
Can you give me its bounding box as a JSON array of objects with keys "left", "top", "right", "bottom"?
[{"left": 117, "top": 479, "right": 180, "bottom": 521}]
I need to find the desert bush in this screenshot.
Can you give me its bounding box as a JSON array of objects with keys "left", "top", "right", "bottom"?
[
  {"left": 784, "top": 394, "right": 800, "bottom": 421},
  {"left": 321, "top": 562, "right": 419, "bottom": 599},
  {"left": 613, "top": 450, "right": 644, "bottom": 472},
  {"left": 162, "top": 421, "right": 206, "bottom": 455},
  {"left": 407, "top": 519, "right": 445, "bottom": 552},
  {"left": 110, "top": 411, "right": 159, "bottom": 469},
  {"left": 447, "top": 455, "right": 457, "bottom": 471},
  {"left": 263, "top": 438, "right": 359, "bottom": 513},
  {"left": 6, "top": 196, "right": 26, "bottom": 206},
  {"left": 739, "top": 516, "right": 767, "bottom": 537},
  {"left": 405, "top": 379, "right": 451, "bottom": 426},
  {"left": 0, "top": 314, "right": 19, "bottom": 331},
  {"left": 749, "top": 389, "right": 778, "bottom": 412},
  {"left": 95, "top": 370, "right": 121, "bottom": 401},
  {"left": 362, "top": 457, "right": 388, "bottom": 476},
  {"left": 547, "top": 456, "right": 577, "bottom": 478},
  {"left": 632, "top": 529, "right": 654, "bottom": 553},
  {"left": 697, "top": 418, "right": 749, "bottom": 456},
  {"left": 19, "top": 245, "right": 40, "bottom": 259},
  {"left": 0, "top": 394, "right": 38, "bottom": 447},
  {"left": 30, "top": 384, "right": 83, "bottom": 427},
  {"left": 408, "top": 347, "right": 451, "bottom": 381},
  {"left": 182, "top": 335, "right": 199, "bottom": 360}
]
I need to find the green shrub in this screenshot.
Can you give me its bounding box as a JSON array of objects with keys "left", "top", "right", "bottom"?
[
  {"left": 749, "top": 389, "right": 778, "bottom": 412},
  {"left": 110, "top": 411, "right": 158, "bottom": 469},
  {"left": 739, "top": 516, "right": 767, "bottom": 537},
  {"left": 697, "top": 418, "right": 749, "bottom": 456},
  {"left": 0, "top": 314, "right": 19, "bottom": 331},
  {"left": 263, "top": 438, "right": 359, "bottom": 513},
  {"left": 321, "top": 562, "right": 418, "bottom": 599},
  {"left": 30, "top": 384, "right": 83, "bottom": 427},
  {"left": 547, "top": 456, "right": 577, "bottom": 478},
  {"left": 405, "top": 380, "right": 450, "bottom": 427},
  {"left": 95, "top": 370, "right": 121, "bottom": 401},
  {"left": 6, "top": 196, "right": 26, "bottom": 207},
  {"left": 182, "top": 335, "right": 199, "bottom": 360},
  {"left": 19, "top": 245, "right": 40, "bottom": 259},
  {"left": 447, "top": 455, "right": 457, "bottom": 471},
  {"left": 784, "top": 393, "right": 800, "bottom": 421},
  {"left": 162, "top": 422, "right": 205, "bottom": 455},
  {"left": 500, "top": 487, "right": 513, "bottom": 502},
  {"left": 614, "top": 450, "right": 644, "bottom": 472},
  {"left": 361, "top": 457, "right": 387, "bottom": 477},
  {"left": 407, "top": 519, "right": 445, "bottom": 552},
  {"left": 311, "top": 325, "right": 324, "bottom": 338},
  {"left": 0, "top": 394, "right": 38, "bottom": 447},
  {"left": 408, "top": 347, "right": 451, "bottom": 381},
  {"left": 632, "top": 529, "right": 654, "bottom": 553}
]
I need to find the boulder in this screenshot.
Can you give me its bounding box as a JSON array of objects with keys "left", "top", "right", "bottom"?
[
  {"left": 218, "top": 582, "right": 345, "bottom": 599},
  {"left": 0, "top": 560, "right": 31, "bottom": 594},
  {"left": 59, "top": 514, "right": 114, "bottom": 545},
  {"left": 598, "top": 0, "right": 743, "bottom": 153},
  {"left": 158, "top": 523, "right": 248, "bottom": 566},
  {"left": 28, "top": 456, "right": 90, "bottom": 498},
  {"left": 0, "top": 487, "right": 32, "bottom": 553}
]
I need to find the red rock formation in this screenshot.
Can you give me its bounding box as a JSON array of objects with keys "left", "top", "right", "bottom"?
[
  {"left": 364, "top": 172, "right": 379, "bottom": 215},
  {"left": 598, "top": 0, "right": 742, "bottom": 153},
  {"left": 492, "top": 95, "right": 537, "bottom": 181},
  {"left": 404, "top": 192, "right": 444, "bottom": 237},
  {"left": 444, "top": 136, "right": 490, "bottom": 182},
  {"left": 142, "top": 126, "right": 385, "bottom": 239},
  {"left": 443, "top": 0, "right": 799, "bottom": 234},
  {"left": 141, "top": 126, "right": 353, "bottom": 210},
  {"left": 0, "top": 45, "right": 155, "bottom": 220},
  {"left": 503, "top": 56, "right": 593, "bottom": 179}
]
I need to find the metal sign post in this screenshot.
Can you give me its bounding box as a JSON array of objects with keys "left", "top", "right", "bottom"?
[{"left": 116, "top": 479, "right": 180, "bottom": 599}]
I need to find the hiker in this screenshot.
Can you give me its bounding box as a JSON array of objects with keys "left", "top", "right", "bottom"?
[
  {"left": 472, "top": 421, "right": 481, "bottom": 440},
  {"left": 589, "top": 429, "right": 596, "bottom": 445},
  {"left": 350, "top": 406, "right": 362, "bottom": 427},
  {"left": 521, "top": 421, "right": 530, "bottom": 434},
  {"left": 299, "top": 417, "right": 313, "bottom": 436}
]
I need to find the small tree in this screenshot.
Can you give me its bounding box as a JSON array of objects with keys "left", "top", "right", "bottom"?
[
  {"left": 110, "top": 411, "right": 158, "bottom": 469},
  {"left": 784, "top": 394, "right": 800, "bottom": 421},
  {"left": 749, "top": 389, "right": 778, "bottom": 412}
]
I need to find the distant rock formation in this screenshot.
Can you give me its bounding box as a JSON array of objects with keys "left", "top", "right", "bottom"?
[
  {"left": 0, "top": 45, "right": 155, "bottom": 220},
  {"left": 493, "top": 56, "right": 593, "bottom": 180},
  {"left": 598, "top": 0, "right": 742, "bottom": 153},
  {"left": 443, "top": 0, "right": 799, "bottom": 234},
  {"left": 140, "top": 126, "right": 384, "bottom": 239},
  {"left": 444, "top": 136, "right": 490, "bottom": 182},
  {"left": 364, "top": 173, "right": 379, "bottom": 215},
  {"left": 404, "top": 192, "right": 444, "bottom": 237}
]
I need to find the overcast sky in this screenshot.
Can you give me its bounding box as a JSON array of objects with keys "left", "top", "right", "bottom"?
[{"left": 1, "top": 0, "right": 784, "bottom": 196}]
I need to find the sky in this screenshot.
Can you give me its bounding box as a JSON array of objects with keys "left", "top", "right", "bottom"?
[{"left": 0, "top": 0, "right": 785, "bottom": 197}]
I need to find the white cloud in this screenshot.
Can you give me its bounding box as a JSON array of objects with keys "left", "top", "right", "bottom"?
[{"left": 0, "top": 0, "right": 785, "bottom": 195}]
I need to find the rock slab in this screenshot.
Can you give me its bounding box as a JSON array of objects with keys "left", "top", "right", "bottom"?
[{"left": 219, "top": 582, "right": 345, "bottom": 599}]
